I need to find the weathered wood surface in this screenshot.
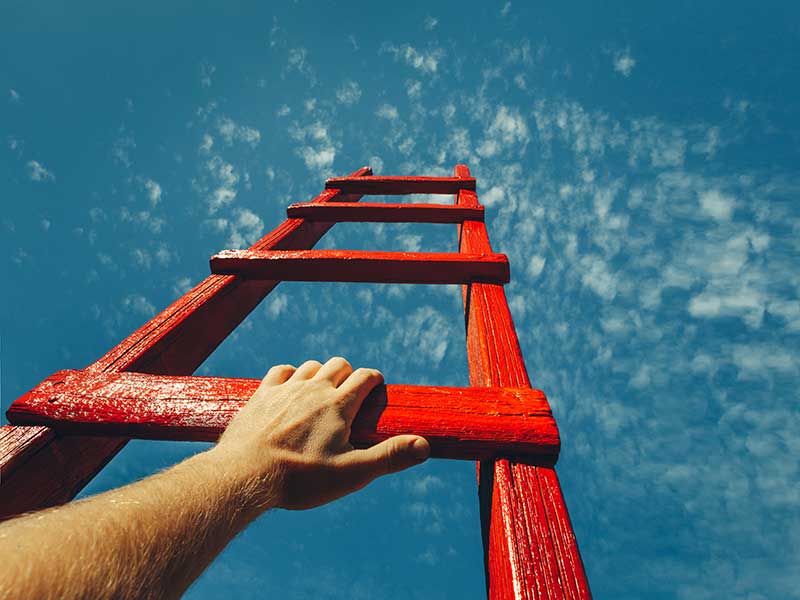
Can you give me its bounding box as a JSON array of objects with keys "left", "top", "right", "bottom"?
[
  {"left": 287, "top": 202, "right": 485, "bottom": 223},
  {"left": 455, "top": 164, "right": 591, "bottom": 599},
  {"left": 7, "top": 370, "right": 560, "bottom": 463},
  {"left": 0, "top": 168, "right": 373, "bottom": 519},
  {"left": 325, "top": 175, "right": 476, "bottom": 195},
  {"left": 210, "top": 249, "right": 510, "bottom": 284},
  {"left": 0, "top": 425, "right": 54, "bottom": 480}
]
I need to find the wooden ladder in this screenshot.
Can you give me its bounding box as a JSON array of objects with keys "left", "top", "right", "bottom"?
[{"left": 1, "top": 165, "right": 591, "bottom": 599}]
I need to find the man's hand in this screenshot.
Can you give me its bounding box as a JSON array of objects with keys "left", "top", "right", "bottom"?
[
  {"left": 215, "top": 356, "right": 430, "bottom": 510},
  {"left": 0, "top": 357, "right": 430, "bottom": 600}
]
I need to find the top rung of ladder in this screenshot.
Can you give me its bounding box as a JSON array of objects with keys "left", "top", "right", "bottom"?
[{"left": 325, "top": 175, "right": 476, "bottom": 195}]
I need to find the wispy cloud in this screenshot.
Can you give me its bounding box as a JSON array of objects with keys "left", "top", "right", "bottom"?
[
  {"left": 216, "top": 116, "right": 261, "bottom": 148},
  {"left": 335, "top": 80, "right": 362, "bottom": 105},
  {"left": 613, "top": 48, "right": 636, "bottom": 76},
  {"left": 383, "top": 43, "right": 444, "bottom": 75},
  {"left": 26, "top": 160, "right": 55, "bottom": 182}
]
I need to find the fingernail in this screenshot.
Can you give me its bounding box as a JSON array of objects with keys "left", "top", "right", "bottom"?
[{"left": 410, "top": 438, "right": 430, "bottom": 462}]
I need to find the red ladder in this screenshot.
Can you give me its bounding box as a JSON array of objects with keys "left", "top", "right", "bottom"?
[{"left": 1, "top": 165, "right": 591, "bottom": 598}]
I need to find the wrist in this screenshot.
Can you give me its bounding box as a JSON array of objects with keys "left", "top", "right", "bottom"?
[{"left": 199, "top": 445, "right": 283, "bottom": 517}]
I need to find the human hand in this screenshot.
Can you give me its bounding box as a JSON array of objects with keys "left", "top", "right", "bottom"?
[{"left": 214, "top": 357, "right": 430, "bottom": 511}]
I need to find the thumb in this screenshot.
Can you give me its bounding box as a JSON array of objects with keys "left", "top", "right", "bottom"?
[{"left": 343, "top": 435, "right": 430, "bottom": 486}]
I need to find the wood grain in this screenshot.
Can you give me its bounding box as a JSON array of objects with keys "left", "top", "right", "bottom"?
[
  {"left": 325, "top": 175, "right": 476, "bottom": 195},
  {"left": 210, "top": 249, "right": 510, "bottom": 284},
  {"left": 7, "top": 370, "right": 559, "bottom": 463},
  {"left": 455, "top": 164, "right": 591, "bottom": 599},
  {"left": 0, "top": 168, "right": 373, "bottom": 519},
  {"left": 287, "top": 202, "right": 485, "bottom": 223},
  {"left": 0, "top": 425, "right": 54, "bottom": 480}
]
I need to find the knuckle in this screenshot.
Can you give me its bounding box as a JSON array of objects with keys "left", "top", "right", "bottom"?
[
  {"left": 328, "top": 356, "right": 351, "bottom": 369},
  {"left": 355, "top": 367, "right": 382, "bottom": 383}
]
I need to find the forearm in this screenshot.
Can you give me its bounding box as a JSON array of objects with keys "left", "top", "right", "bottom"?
[{"left": 0, "top": 447, "right": 276, "bottom": 600}]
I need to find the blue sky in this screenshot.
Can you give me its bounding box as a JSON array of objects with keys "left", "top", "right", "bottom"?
[{"left": 2, "top": 1, "right": 799, "bottom": 598}]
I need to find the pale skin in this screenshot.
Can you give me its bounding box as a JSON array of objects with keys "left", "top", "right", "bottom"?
[{"left": 0, "top": 357, "right": 430, "bottom": 600}]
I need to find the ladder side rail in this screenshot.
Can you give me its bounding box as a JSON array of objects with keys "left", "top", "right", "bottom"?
[
  {"left": 454, "top": 164, "right": 591, "bottom": 599},
  {"left": 0, "top": 167, "right": 372, "bottom": 519},
  {"left": 0, "top": 425, "right": 54, "bottom": 480}
]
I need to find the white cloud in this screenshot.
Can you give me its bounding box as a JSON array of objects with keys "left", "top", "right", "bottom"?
[
  {"left": 122, "top": 294, "right": 156, "bottom": 317},
  {"left": 26, "top": 160, "right": 54, "bottom": 182},
  {"left": 217, "top": 117, "right": 261, "bottom": 148},
  {"left": 301, "top": 146, "right": 335, "bottom": 171},
  {"left": 629, "top": 364, "right": 651, "bottom": 389},
  {"left": 528, "top": 255, "right": 546, "bottom": 278},
  {"left": 482, "top": 186, "right": 504, "bottom": 206},
  {"left": 131, "top": 248, "right": 151, "bottom": 268},
  {"left": 409, "top": 474, "right": 444, "bottom": 495},
  {"left": 406, "top": 80, "right": 422, "bottom": 99},
  {"left": 226, "top": 208, "right": 264, "bottom": 248},
  {"left": 613, "top": 49, "right": 636, "bottom": 77},
  {"left": 200, "top": 61, "right": 215, "bottom": 87},
  {"left": 477, "top": 105, "right": 529, "bottom": 157},
  {"left": 285, "top": 47, "right": 316, "bottom": 84},
  {"left": 768, "top": 300, "right": 800, "bottom": 332},
  {"left": 143, "top": 178, "right": 162, "bottom": 206},
  {"left": 384, "top": 44, "right": 443, "bottom": 75},
  {"left": 580, "top": 255, "right": 618, "bottom": 300},
  {"left": 500, "top": 2, "right": 511, "bottom": 17},
  {"left": 424, "top": 16, "right": 438, "bottom": 30},
  {"left": 396, "top": 234, "right": 422, "bottom": 252},
  {"left": 9, "top": 89, "right": 21, "bottom": 103},
  {"left": 266, "top": 293, "right": 288, "bottom": 319},
  {"left": 289, "top": 120, "right": 338, "bottom": 174},
  {"left": 199, "top": 133, "right": 214, "bottom": 153},
  {"left": 699, "top": 189, "right": 735, "bottom": 221},
  {"left": 119, "top": 207, "right": 165, "bottom": 234},
  {"left": 171, "top": 276, "right": 193, "bottom": 298},
  {"left": 415, "top": 547, "right": 439, "bottom": 566},
  {"left": 335, "top": 80, "right": 362, "bottom": 105},
  {"left": 688, "top": 286, "right": 765, "bottom": 328},
  {"left": 731, "top": 344, "right": 798, "bottom": 379},
  {"left": 112, "top": 129, "right": 135, "bottom": 167},
  {"left": 375, "top": 104, "right": 399, "bottom": 120},
  {"left": 7, "top": 136, "right": 21, "bottom": 152}
]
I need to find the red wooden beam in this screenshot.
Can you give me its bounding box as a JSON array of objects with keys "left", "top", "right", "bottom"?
[
  {"left": 210, "top": 249, "right": 510, "bottom": 284},
  {"left": 287, "top": 202, "right": 485, "bottom": 223},
  {"left": 455, "top": 165, "right": 591, "bottom": 599},
  {"left": 7, "top": 370, "right": 560, "bottom": 463},
  {"left": 0, "top": 425, "right": 54, "bottom": 480},
  {"left": 0, "top": 168, "right": 373, "bottom": 520},
  {"left": 325, "top": 175, "right": 476, "bottom": 195}
]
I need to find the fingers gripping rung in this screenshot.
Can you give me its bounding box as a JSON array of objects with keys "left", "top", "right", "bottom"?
[{"left": 7, "top": 370, "right": 560, "bottom": 463}]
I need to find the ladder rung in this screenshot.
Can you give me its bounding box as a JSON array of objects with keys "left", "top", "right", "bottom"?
[
  {"left": 287, "top": 202, "right": 484, "bottom": 223},
  {"left": 210, "top": 249, "right": 510, "bottom": 284},
  {"left": 6, "top": 370, "right": 559, "bottom": 463},
  {"left": 325, "top": 176, "right": 476, "bottom": 195}
]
